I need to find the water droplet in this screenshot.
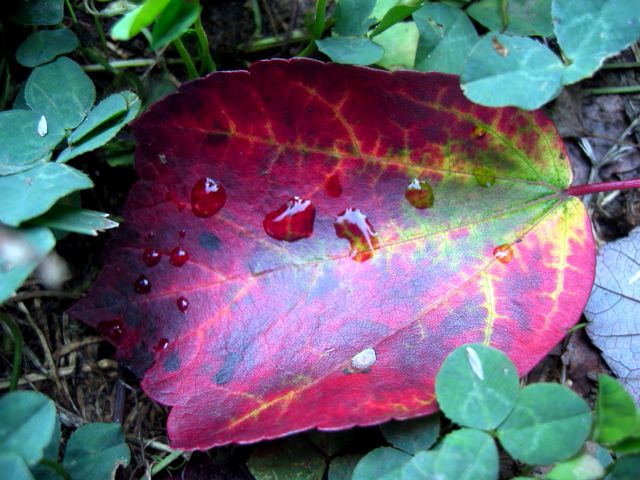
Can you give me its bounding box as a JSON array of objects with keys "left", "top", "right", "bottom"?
[
  {"left": 405, "top": 178, "right": 434, "bottom": 209},
  {"left": 351, "top": 347, "right": 376, "bottom": 371},
  {"left": 191, "top": 177, "right": 226, "bottom": 217},
  {"left": 471, "top": 125, "right": 486, "bottom": 139},
  {"left": 493, "top": 244, "right": 513, "bottom": 264},
  {"left": 142, "top": 248, "right": 161, "bottom": 267},
  {"left": 170, "top": 246, "right": 189, "bottom": 267},
  {"left": 325, "top": 173, "right": 343, "bottom": 197},
  {"left": 177, "top": 296, "right": 189, "bottom": 313},
  {"left": 134, "top": 274, "right": 151, "bottom": 294},
  {"left": 98, "top": 320, "right": 124, "bottom": 344},
  {"left": 334, "top": 208, "right": 379, "bottom": 262},
  {"left": 263, "top": 197, "right": 316, "bottom": 242},
  {"left": 37, "top": 115, "right": 47, "bottom": 137},
  {"left": 179, "top": 229, "right": 186, "bottom": 238},
  {"left": 473, "top": 166, "right": 496, "bottom": 188},
  {"left": 154, "top": 338, "right": 169, "bottom": 352},
  {"left": 466, "top": 347, "right": 484, "bottom": 380},
  {"left": 145, "top": 232, "right": 155, "bottom": 241}
]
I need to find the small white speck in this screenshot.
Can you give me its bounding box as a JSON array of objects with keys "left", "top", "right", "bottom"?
[
  {"left": 466, "top": 347, "right": 484, "bottom": 380},
  {"left": 37, "top": 115, "right": 47, "bottom": 137},
  {"left": 158, "top": 153, "right": 167, "bottom": 164},
  {"left": 351, "top": 347, "right": 376, "bottom": 371},
  {"left": 628, "top": 268, "right": 640, "bottom": 285}
]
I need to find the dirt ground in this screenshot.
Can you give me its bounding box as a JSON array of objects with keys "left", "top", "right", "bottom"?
[{"left": 1, "top": 2, "right": 640, "bottom": 479}]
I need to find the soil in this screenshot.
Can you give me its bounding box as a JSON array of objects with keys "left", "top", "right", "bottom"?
[{"left": 1, "top": 2, "right": 639, "bottom": 479}]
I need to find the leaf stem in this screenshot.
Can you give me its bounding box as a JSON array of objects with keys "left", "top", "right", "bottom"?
[
  {"left": 148, "top": 450, "right": 184, "bottom": 478},
  {"left": 585, "top": 85, "right": 640, "bottom": 95},
  {"left": 565, "top": 178, "right": 640, "bottom": 196},
  {"left": 64, "top": 0, "right": 78, "bottom": 24},
  {"left": 0, "top": 314, "right": 23, "bottom": 392},
  {"left": 194, "top": 16, "right": 216, "bottom": 73},
  {"left": 172, "top": 37, "right": 198, "bottom": 80},
  {"left": 601, "top": 62, "right": 640, "bottom": 70},
  {"left": 297, "top": 0, "right": 327, "bottom": 57},
  {"left": 39, "top": 459, "right": 71, "bottom": 480}
]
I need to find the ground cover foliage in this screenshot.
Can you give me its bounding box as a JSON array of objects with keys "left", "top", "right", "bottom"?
[{"left": 1, "top": 1, "right": 640, "bottom": 479}]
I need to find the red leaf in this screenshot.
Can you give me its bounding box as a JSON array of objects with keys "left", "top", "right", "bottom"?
[{"left": 70, "top": 59, "right": 595, "bottom": 450}]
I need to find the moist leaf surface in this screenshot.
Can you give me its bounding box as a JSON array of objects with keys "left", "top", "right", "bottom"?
[{"left": 69, "top": 59, "right": 595, "bottom": 450}]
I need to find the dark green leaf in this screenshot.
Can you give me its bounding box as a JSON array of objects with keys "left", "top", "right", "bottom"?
[
  {"left": 352, "top": 447, "right": 411, "bottom": 480},
  {"left": 594, "top": 375, "right": 639, "bottom": 446},
  {"left": 0, "top": 110, "right": 64, "bottom": 175},
  {"left": 381, "top": 414, "right": 440, "bottom": 455},
  {"left": 460, "top": 33, "right": 564, "bottom": 109},
  {"left": 0, "top": 453, "right": 34, "bottom": 480},
  {"left": 30, "top": 418, "right": 62, "bottom": 480},
  {"left": 16, "top": 29, "right": 79, "bottom": 68},
  {"left": 150, "top": 0, "right": 202, "bottom": 50},
  {"left": 333, "top": 0, "right": 377, "bottom": 36},
  {"left": 370, "top": 1, "right": 422, "bottom": 37},
  {"left": 307, "top": 430, "right": 354, "bottom": 456},
  {"left": 328, "top": 454, "right": 363, "bottom": 480},
  {"left": 25, "top": 57, "right": 96, "bottom": 133},
  {"left": 0, "top": 227, "right": 56, "bottom": 304},
  {"left": 62, "top": 423, "right": 130, "bottom": 480},
  {"left": 432, "top": 429, "right": 499, "bottom": 480},
  {"left": 467, "top": 0, "right": 553, "bottom": 37},
  {"left": 435, "top": 344, "right": 519, "bottom": 430},
  {"left": 28, "top": 205, "right": 119, "bottom": 236},
  {"left": 546, "top": 453, "right": 604, "bottom": 480},
  {"left": 605, "top": 454, "right": 640, "bottom": 480},
  {"left": 247, "top": 436, "right": 326, "bottom": 480},
  {"left": 57, "top": 91, "right": 141, "bottom": 163},
  {"left": 316, "top": 37, "right": 384, "bottom": 65},
  {"left": 554, "top": 0, "right": 640, "bottom": 84},
  {"left": 498, "top": 383, "right": 591, "bottom": 465},
  {"left": 413, "top": 2, "right": 479, "bottom": 74},
  {"left": 0, "top": 391, "right": 56, "bottom": 466},
  {"left": 10, "top": 0, "right": 63, "bottom": 25},
  {"left": 110, "top": 0, "right": 172, "bottom": 40},
  {"left": 0, "top": 163, "right": 93, "bottom": 227}
]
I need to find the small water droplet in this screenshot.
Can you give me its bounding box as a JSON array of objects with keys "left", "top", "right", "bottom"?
[
  {"left": 154, "top": 338, "right": 169, "bottom": 352},
  {"left": 493, "top": 244, "right": 513, "bottom": 264},
  {"left": 473, "top": 166, "right": 496, "bottom": 188},
  {"left": 134, "top": 274, "right": 151, "bottom": 294},
  {"left": 37, "top": 115, "right": 47, "bottom": 137},
  {"left": 142, "top": 248, "right": 161, "bottom": 267},
  {"left": 179, "top": 229, "right": 186, "bottom": 238},
  {"left": 145, "top": 232, "right": 155, "bottom": 241},
  {"left": 334, "top": 208, "right": 379, "bottom": 262},
  {"left": 466, "top": 347, "right": 484, "bottom": 380},
  {"left": 170, "top": 246, "right": 189, "bottom": 267},
  {"left": 405, "top": 178, "right": 434, "bottom": 209},
  {"left": 263, "top": 197, "right": 316, "bottom": 242},
  {"left": 351, "top": 347, "right": 376, "bottom": 371},
  {"left": 471, "top": 125, "right": 486, "bottom": 139},
  {"left": 98, "top": 319, "right": 124, "bottom": 343},
  {"left": 325, "top": 173, "right": 343, "bottom": 197},
  {"left": 177, "top": 296, "right": 189, "bottom": 313},
  {"left": 191, "top": 177, "right": 226, "bottom": 217}
]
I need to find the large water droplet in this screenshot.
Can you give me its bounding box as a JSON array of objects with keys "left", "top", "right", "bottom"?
[
  {"left": 191, "top": 177, "right": 226, "bottom": 217},
  {"left": 493, "top": 244, "right": 513, "bottom": 264},
  {"left": 134, "top": 274, "right": 151, "bottom": 294},
  {"left": 405, "top": 178, "right": 434, "bottom": 209},
  {"left": 351, "top": 347, "right": 376, "bottom": 371},
  {"left": 177, "top": 296, "right": 189, "bottom": 313},
  {"left": 473, "top": 166, "right": 496, "bottom": 188},
  {"left": 154, "top": 338, "right": 169, "bottom": 352},
  {"left": 170, "top": 246, "right": 189, "bottom": 267},
  {"left": 142, "top": 248, "right": 161, "bottom": 267},
  {"left": 325, "top": 173, "right": 343, "bottom": 197},
  {"left": 98, "top": 319, "right": 124, "bottom": 344},
  {"left": 334, "top": 208, "right": 379, "bottom": 262},
  {"left": 263, "top": 197, "right": 316, "bottom": 242}
]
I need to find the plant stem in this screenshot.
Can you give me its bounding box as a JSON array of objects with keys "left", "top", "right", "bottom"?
[
  {"left": 194, "top": 16, "right": 216, "bottom": 73},
  {"left": 565, "top": 178, "right": 640, "bottom": 196},
  {"left": 149, "top": 450, "right": 184, "bottom": 477},
  {"left": 298, "top": 0, "right": 327, "bottom": 57},
  {"left": 82, "top": 58, "right": 182, "bottom": 72},
  {"left": 241, "top": 30, "right": 310, "bottom": 53},
  {"left": 64, "top": 0, "right": 78, "bottom": 24},
  {"left": 0, "top": 314, "right": 23, "bottom": 392},
  {"left": 585, "top": 85, "right": 640, "bottom": 95},
  {"left": 251, "top": 0, "right": 262, "bottom": 37},
  {"left": 172, "top": 37, "right": 198, "bottom": 80},
  {"left": 39, "top": 459, "right": 71, "bottom": 480}
]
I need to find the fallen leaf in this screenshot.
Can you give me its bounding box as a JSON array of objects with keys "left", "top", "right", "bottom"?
[
  {"left": 69, "top": 59, "right": 595, "bottom": 449},
  {"left": 585, "top": 226, "right": 640, "bottom": 404}
]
